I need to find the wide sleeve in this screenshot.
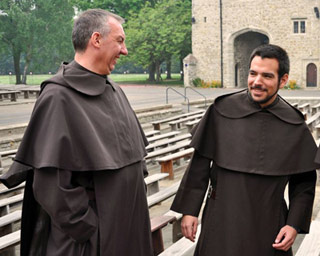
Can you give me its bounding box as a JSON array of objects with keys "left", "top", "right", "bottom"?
[
  {"left": 171, "top": 150, "right": 212, "bottom": 217},
  {"left": 286, "top": 170, "right": 317, "bottom": 233},
  {"left": 32, "top": 168, "right": 98, "bottom": 242}
]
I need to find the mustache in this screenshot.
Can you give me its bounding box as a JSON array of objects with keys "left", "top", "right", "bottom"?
[{"left": 250, "top": 85, "right": 268, "bottom": 92}]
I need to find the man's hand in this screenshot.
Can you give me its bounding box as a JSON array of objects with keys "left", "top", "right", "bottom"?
[
  {"left": 272, "top": 225, "right": 298, "bottom": 251},
  {"left": 181, "top": 215, "right": 198, "bottom": 242}
]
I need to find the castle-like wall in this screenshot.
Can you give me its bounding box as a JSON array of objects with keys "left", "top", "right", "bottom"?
[{"left": 191, "top": 0, "right": 320, "bottom": 88}]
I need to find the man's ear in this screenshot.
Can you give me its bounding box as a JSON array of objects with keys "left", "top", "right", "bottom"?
[
  {"left": 279, "top": 73, "right": 289, "bottom": 89},
  {"left": 90, "top": 32, "right": 101, "bottom": 48}
]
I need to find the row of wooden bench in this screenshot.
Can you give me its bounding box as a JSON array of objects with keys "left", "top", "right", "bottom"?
[
  {"left": 0, "top": 88, "right": 40, "bottom": 102},
  {"left": 151, "top": 109, "right": 204, "bottom": 131},
  {"left": 2, "top": 102, "right": 320, "bottom": 255},
  {"left": 0, "top": 174, "right": 183, "bottom": 255}
]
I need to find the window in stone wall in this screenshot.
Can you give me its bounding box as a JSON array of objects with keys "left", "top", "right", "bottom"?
[
  {"left": 300, "top": 21, "right": 305, "bottom": 33},
  {"left": 294, "top": 21, "right": 299, "bottom": 33},
  {"left": 293, "top": 20, "right": 306, "bottom": 34}
]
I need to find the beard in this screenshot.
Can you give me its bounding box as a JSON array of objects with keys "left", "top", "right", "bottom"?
[{"left": 249, "top": 83, "right": 280, "bottom": 105}]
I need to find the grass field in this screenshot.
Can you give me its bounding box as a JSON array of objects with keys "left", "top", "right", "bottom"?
[{"left": 0, "top": 73, "right": 183, "bottom": 86}]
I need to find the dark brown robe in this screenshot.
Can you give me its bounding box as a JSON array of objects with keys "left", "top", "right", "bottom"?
[
  {"left": 171, "top": 90, "right": 318, "bottom": 256},
  {"left": 0, "top": 61, "right": 153, "bottom": 256}
]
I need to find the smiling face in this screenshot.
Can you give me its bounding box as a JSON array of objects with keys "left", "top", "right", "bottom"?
[
  {"left": 248, "top": 56, "right": 288, "bottom": 108},
  {"left": 97, "top": 17, "right": 128, "bottom": 75}
]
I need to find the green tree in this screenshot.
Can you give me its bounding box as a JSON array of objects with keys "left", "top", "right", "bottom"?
[
  {"left": 72, "top": 0, "right": 155, "bottom": 20},
  {"left": 124, "top": 0, "right": 191, "bottom": 82},
  {"left": 0, "top": 0, "right": 74, "bottom": 84}
]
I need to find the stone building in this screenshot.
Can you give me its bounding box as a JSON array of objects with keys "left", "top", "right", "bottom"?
[{"left": 185, "top": 0, "right": 320, "bottom": 88}]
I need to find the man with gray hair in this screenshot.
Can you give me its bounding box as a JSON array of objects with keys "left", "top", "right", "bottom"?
[{"left": 0, "top": 9, "right": 153, "bottom": 256}]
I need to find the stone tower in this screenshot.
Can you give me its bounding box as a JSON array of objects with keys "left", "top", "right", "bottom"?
[{"left": 190, "top": 0, "right": 320, "bottom": 88}]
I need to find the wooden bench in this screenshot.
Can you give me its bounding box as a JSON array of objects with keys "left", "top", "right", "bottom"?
[
  {"left": 168, "top": 113, "right": 204, "bottom": 131},
  {"left": 156, "top": 148, "right": 194, "bottom": 180},
  {"left": 0, "top": 193, "right": 24, "bottom": 254},
  {"left": 145, "top": 141, "right": 191, "bottom": 161},
  {"left": 159, "top": 224, "right": 201, "bottom": 256},
  {"left": 302, "top": 111, "right": 307, "bottom": 120},
  {"left": 151, "top": 110, "right": 205, "bottom": 130},
  {"left": 151, "top": 215, "right": 176, "bottom": 255},
  {"left": 315, "top": 124, "right": 320, "bottom": 139},
  {"left": 147, "top": 131, "right": 181, "bottom": 144},
  {"left": 145, "top": 173, "right": 169, "bottom": 196},
  {"left": 0, "top": 183, "right": 25, "bottom": 199},
  {"left": 146, "top": 134, "right": 191, "bottom": 152},
  {"left": 298, "top": 103, "right": 310, "bottom": 114},
  {"left": 185, "top": 119, "right": 200, "bottom": 133},
  {"left": 0, "top": 211, "right": 177, "bottom": 256},
  {"left": 306, "top": 112, "right": 320, "bottom": 133},
  {"left": 163, "top": 210, "right": 183, "bottom": 243},
  {"left": 311, "top": 103, "right": 320, "bottom": 115},
  {"left": 0, "top": 149, "right": 18, "bottom": 168},
  {"left": 0, "top": 184, "right": 180, "bottom": 255},
  {"left": 147, "top": 182, "right": 180, "bottom": 208},
  {"left": 295, "top": 220, "right": 320, "bottom": 256},
  {"left": 0, "top": 173, "right": 167, "bottom": 201},
  {"left": 0, "top": 230, "right": 20, "bottom": 255},
  {"left": 137, "top": 107, "right": 183, "bottom": 124},
  {"left": 0, "top": 194, "right": 24, "bottom": 217},
  {"left": 0, "top": 210, "right": 22, "bottom": 254},
  {"left": 0, "top": 91, "right": 20, "bottom": 102},
  {"left": 0, "top": 210, "right": 22, "bottom": 229},
  {"left": 19, "top": 88, "right": 40, "bottom": 99},
  {"left": 0, "top": 214, "right": 176, "bottom": 256},
  {"left": 145, "top": 130, "right": 161, "bottom": 138}
]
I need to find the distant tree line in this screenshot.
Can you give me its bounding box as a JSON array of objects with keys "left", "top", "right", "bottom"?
[{"left": 0, "top": 0, "right": 191, "bottom": 84}]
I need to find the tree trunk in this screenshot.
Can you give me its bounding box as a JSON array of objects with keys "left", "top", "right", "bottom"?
[
  {"left": 12, "top": 46, "right": 22, "bottom": 84},
  {"left": 155, "top": 61, "right": 162, "bottom": 83},
  {"left": 22, "top": 65, "right": 28, "bottom": 84},
  {"left": 148, "top": 63, "right": 156, "bottom": 82},
  {"left": 22, "top": 45, "right": 33, "bottom": 84},
  {"left": 179, "top": 58, "right": 184, "bottom": 81},
  {"left": 166, "top": 59, "right": 172, "bottom": 79}
]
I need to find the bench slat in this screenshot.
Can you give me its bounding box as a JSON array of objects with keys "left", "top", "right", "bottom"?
[
  {"left": 0, "top": 149, "right": 18, "bottom": 157},
  {"left": 0, "top": 230, "right": 20, "bottom": 251},
  {"left": 0, "top": 210, "right": 22, "bottom": 228},
  {"left": 145, "top": 141, "right": 191, "bottom": 160},
  {"left": 0, "top": 183, "right": 25, "bottom": 196},
  {"left": 146, "top": 133, "right": 191, "bottom": 151},
  {"left": 295, "top": 221, "right": 320, "bottom": 256},
  {"left": 147, "top": 182, "right": 180, "bottom": 208},
  {"left": 168, "top": 113, "right": 204, "bottom": 125},
  {"left": 145, "top": 130, "right": 161, "bottom": 137},
  {"left": 152, "top": 110, "right": 205, "bottom": 130},
  {"left": 147, "top": 131, "right": 181, "bottom": 144},
  {"left": 156, "top": 148, "right": 194, "bottom": 162},
  {"left": 145, "top": 173, "right": 169, "bottom": 185},
  {"left": 158, "top": 225, "right": 202, "bottom": 256},
  {"left": 0, "top": 194, "right": 24, "bottom": 208}
]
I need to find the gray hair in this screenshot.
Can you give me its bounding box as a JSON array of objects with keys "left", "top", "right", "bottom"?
[{"left": 72, "top": 9, "right": 125, "bottom": 52}]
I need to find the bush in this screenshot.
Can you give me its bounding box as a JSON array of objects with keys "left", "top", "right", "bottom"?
[
  {"left": 192, "top": 78, "right": 222, "bottom": 88},
  {"left": 192, "top": 77, "right": 202, "bottom": 87},
  {"left": 283, "top": 80, "right": 300, "bottom": 90}
]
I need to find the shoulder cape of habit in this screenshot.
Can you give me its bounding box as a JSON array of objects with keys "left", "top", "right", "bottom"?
[
  {"left": 1, "top": 61, "right": 148, "bottom": 188},
  {"left": 191, "top": 89, "right": 319, "bottom": 176}
]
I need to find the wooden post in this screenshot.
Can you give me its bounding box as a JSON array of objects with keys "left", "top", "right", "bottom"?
[{"left": 160, "top": 160, "right": 174, "bottom": 180}]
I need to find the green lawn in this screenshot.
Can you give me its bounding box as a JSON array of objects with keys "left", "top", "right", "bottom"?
[{"left": 0, "top": 73, "right": 183, "bottom": 86}]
